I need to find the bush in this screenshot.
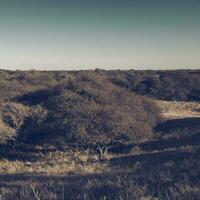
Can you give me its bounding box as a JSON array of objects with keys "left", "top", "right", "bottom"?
[{"left": 17, "top": 73, "right": 160, "bottom": 155}]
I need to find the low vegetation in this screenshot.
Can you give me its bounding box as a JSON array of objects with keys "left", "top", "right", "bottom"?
[{"left": 0, "top": 69, "right": 200, "bottom": 200}]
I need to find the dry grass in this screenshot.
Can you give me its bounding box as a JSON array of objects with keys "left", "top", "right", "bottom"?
[
  {"left": 155, "top": 100, "right": 200, "bottom": 120},
  {"left": 0, "top": 150, "right": 108, "bottom": 175}
]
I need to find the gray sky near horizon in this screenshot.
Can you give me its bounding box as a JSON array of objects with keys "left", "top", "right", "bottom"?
[{"left": 0, "top": 0, "right": 200, "bottom": 70}]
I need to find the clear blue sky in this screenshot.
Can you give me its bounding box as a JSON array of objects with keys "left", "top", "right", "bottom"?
[{"left": 0, "top": 0, "right": 200, "bottom": 70}]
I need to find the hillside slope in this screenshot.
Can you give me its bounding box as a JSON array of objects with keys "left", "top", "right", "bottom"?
[
  {"left": 0, "top": 70, "right": 200, "bottom": 200},
  {"left": 0, "top": 69, "right": 199, "bottom": 148},
  {"left": 0, "top": 70, "right": 160, "bottom": 151}
]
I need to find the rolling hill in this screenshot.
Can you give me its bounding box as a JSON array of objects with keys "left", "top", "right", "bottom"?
[{"left": 0, "top": 69, "right": 200, "bottom": 200}]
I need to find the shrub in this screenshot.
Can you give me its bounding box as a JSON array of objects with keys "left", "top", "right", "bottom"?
[{"left": 17, "top": 73, "right": 160, "bottom": 156}]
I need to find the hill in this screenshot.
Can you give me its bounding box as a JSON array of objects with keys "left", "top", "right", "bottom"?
[
  {"left": 1, "top": 69, "right": 200, "bottom": 151},
  {"left": 0, "top": 69, "right": 200, "bottom": 200},
  {"left": 0, "top": 70, "right": 159, "bottom": 152}
]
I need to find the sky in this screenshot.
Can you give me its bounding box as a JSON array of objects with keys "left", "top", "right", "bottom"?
[{"left": 0, "top": 0, "right": 200, "bottom": 70}]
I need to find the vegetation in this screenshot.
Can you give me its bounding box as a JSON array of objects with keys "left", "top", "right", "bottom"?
[
  {"left": 0, "top": 69, "right": 200, "bottom": 200},
  {"left": 108, "top": 69, "right": 200, "bottom": 101},
  {"left": 0, "top": 70, "right": 160, "bottom": 155},
  {"left": 0, "top": 69, "right": 200, "bottom": 102},
  {"left": 1, "top": 146, "right": 199, "bottom": 200}
]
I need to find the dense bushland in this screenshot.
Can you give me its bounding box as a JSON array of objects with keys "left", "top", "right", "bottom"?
[
  {"left": 16, "top": 72, "right": 159, "bottom": 156},
  {"left": 0, "top": 69, "right": 200, "bottom": 200},
  {"left": 0, "top": 69, "right": 200, "bottom": 102},
  {"left": 0, "top": 69, "right": 200, "bottom": 151},
  {"left": 108, "top": 69, "right": 200, "bottom": 101}
]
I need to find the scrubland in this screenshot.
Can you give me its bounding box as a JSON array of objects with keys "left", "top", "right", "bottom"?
[{"left": 0, "top": 69, "right": 200, "bottom": 200}]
